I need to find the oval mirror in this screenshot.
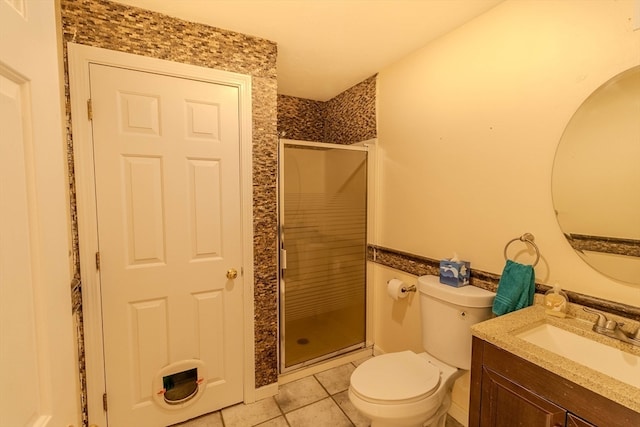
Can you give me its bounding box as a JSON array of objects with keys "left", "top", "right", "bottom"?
[{"left": 552, "top": 66, "right": 640, "bottom": 284}]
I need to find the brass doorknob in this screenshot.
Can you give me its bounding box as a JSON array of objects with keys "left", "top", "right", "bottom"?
[{"left": 226, "top": 268, "right": 238, "bottom": 280}]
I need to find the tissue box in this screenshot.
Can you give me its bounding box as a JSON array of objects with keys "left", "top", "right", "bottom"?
[{"left": 439, "top": 259, "right": 471, "bottom": 287}]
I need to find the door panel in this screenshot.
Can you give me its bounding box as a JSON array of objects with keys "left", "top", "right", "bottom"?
[
  {"left": 90, "top": 63, "right": 243, "bottom": 426},
  {"left": 0, "top": 1, "right": 78, "bottom": 426},
  {"left": 188, "top": 159, "right": 223, "bottom": 258},
  {"left": 0, "top": 69, "right": 44, "bottom": 427},
  {"left": 123, "top": 155, "right": 166, "bottom": 265},
  {"left": 481, "top": 367, "right": 566, "bottom": 427}
]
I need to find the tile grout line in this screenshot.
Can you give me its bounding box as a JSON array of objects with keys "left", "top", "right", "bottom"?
[
  {"left": 313, "top": 364, "right": 357, "bottom": 426},
  {"left": 269, "top": 395, "right": 292, "bottom": 427},
  {"left": 274, "top": 372, "right": 356, "bottom": 426},
  {"left": 329, "top": 393, "right": 357, "bottom": 427},
  {"left": 285, "top": 375, "right": 333, "bottom": 414},
  {"left": 177, "top": 360, "right": 366, "bottom": 427}
]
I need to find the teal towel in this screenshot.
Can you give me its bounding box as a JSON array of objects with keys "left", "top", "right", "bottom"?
[{"left": 492, "top": 260, "right": 535, "bottom": 316}]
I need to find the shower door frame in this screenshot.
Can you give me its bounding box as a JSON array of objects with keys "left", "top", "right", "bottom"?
[{"left": 278, "top": 139, "right": 376, "bottom": 373}]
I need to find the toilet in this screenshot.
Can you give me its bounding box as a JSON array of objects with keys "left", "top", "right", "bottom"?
[{"left": 348, "top": 275, "right": 495, "bottom": 427}]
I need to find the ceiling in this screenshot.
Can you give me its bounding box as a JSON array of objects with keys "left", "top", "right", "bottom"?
[{"left": 112, "top": 0, "right": 504, "bottom": 101}]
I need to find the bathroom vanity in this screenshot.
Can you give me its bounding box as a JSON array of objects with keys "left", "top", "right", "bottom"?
[{"left": 469, "top": 305, "right": 640, "bottom": 427}]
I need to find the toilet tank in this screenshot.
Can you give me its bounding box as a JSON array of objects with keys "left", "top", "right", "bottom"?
[{"left": 418, "top": 275, "right": 495, "bottom": 370}]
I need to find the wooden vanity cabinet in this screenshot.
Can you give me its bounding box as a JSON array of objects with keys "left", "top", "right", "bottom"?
[
  {"left": 566, "top": 414, "right": 596, "bottom": 427},
  {"left": 469, "top": 337, "right": 640, "bottom": 427}
]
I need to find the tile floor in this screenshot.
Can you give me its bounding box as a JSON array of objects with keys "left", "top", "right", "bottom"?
[{"left": 173, "top": 358, "right": 465, "bottom": 427}]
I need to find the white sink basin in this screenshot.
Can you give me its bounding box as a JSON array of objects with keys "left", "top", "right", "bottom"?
[{"left": 516, "top": 323, "right": 640, "bottom": 388}]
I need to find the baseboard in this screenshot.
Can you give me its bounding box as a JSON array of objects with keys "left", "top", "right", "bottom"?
[
  {"left": 252, "top": 382, "right": 279, "bottom": 401},
  {"left": 448, "top": 401, "right": 469, "bottom": 427}
]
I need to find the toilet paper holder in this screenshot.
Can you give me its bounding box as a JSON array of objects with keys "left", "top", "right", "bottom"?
[
  {"left": 387, "top": 278, "right": 416, "bottom": 300},
  {"left": 401, "top": 284, "right": 416, "bottom": 294}
]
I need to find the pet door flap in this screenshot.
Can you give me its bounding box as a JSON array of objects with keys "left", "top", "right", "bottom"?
[
  {"left": 153, "top": 359, "right": 207, "bottom": 410},
  {"left": 163, "top": 368, "right": 198, "bottom": 404}
]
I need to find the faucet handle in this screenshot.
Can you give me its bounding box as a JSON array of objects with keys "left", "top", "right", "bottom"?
[
  {"left": 583, "top": 307, "right": 608, "bottom": 328},
  {"left": 604, "top": 319, "right": 619, "bottom": 331}
]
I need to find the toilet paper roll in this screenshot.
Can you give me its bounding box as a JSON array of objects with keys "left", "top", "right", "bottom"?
[{"left": 387, "top": 278, "right": 407, "bottom": 301}]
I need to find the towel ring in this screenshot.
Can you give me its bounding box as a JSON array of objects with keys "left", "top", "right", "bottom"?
[{"left": 503, "top": 233, "right": 540, "bottom": 266}]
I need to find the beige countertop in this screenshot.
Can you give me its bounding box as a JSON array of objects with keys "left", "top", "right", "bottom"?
[{"left": 471, "top": 301, "right": 640, "bottom": 413}]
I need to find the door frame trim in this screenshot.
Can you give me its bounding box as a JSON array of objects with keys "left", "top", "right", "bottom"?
[{"left": 68, "top": 43, "right": 255, "bottom": 426}]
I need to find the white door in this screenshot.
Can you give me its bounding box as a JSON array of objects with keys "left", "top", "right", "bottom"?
[
  {"left": 0, "top": 1, "right": 79, "bottom": 427},
  {"left": 90, "top": 64, "right": 244, "bottom": 426}
]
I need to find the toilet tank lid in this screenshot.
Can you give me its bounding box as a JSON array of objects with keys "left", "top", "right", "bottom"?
[{"left": 418, "top": 275, "right": 495, "bottom": 307}]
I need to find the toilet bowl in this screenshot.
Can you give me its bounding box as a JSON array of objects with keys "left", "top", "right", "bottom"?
[
  {"left": 349, "top": 351, "right": 460, "bottom": 427},
  {"left": 348, "top": 275, "right": 495, "bottom": 427}
]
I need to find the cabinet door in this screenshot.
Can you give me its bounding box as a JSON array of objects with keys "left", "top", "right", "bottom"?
[
  {"left": 567, "top": 413, "right": 596, "bottom": 427},
  {"left": 481, "top": 367, "right": 566, "bottom": 427},
  {"left": 471, "top": 338, "right": 640, "bottom": 427}
]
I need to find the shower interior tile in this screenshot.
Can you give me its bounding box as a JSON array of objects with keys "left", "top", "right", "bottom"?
[{"left": 284, "top": 306, "right": 365, "bottom": 367}]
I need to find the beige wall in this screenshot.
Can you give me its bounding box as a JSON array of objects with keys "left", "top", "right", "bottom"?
[
  {"left": 376, "top": 0, "right": 640, "bottom": 306},
  {"left": 371, "top": 265, "right": 423, "bottom": 355},
  {"left": 373, "top": 0, "right": 640, "bottom": 423}
]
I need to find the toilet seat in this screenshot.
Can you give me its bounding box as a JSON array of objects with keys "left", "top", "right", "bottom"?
[{"left": 350, "top": 351, "right": 440, "bottom": 404}]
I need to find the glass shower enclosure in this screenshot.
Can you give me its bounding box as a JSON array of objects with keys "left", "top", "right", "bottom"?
[{"left": 279, "top": 139, "right": 368, "bottom": 371}]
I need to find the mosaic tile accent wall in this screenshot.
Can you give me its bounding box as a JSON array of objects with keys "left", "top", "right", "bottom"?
[
  {"left": 277, "top": 95, "right": 324, "bottom": 141},
  {"left": 59, "top": 0, "right": 279, "bottom": 422},
  {"left": 324, "top": 75, "right": 377, "bottom": 144},
  {"left": 369, "top": 245, "right": 640, "bottom": 321},
  {"left": 278, "top": 75, "right": 377, "bottom": 144}
]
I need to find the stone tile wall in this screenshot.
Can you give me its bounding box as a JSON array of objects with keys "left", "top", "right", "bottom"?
[
  {"left": 324, "top": 75, "right": 377, "bottom": 144},
  {"left": 59, "top": 0, "right": 279, "bottom": 423},
  {"left": 277, "top": 95, "right": 324, "bottom": 141},
  {"left": 278, "top": 75, "right": 377, "bottom": 144}
]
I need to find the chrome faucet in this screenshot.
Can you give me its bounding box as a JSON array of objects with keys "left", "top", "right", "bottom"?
[{"left": 583, "top": 307, "right": 640, "bottom": 347}]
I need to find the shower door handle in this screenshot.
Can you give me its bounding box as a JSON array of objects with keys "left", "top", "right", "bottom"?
[{"left": 226, "top": 268, "right": 238, "bottom": 280}]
